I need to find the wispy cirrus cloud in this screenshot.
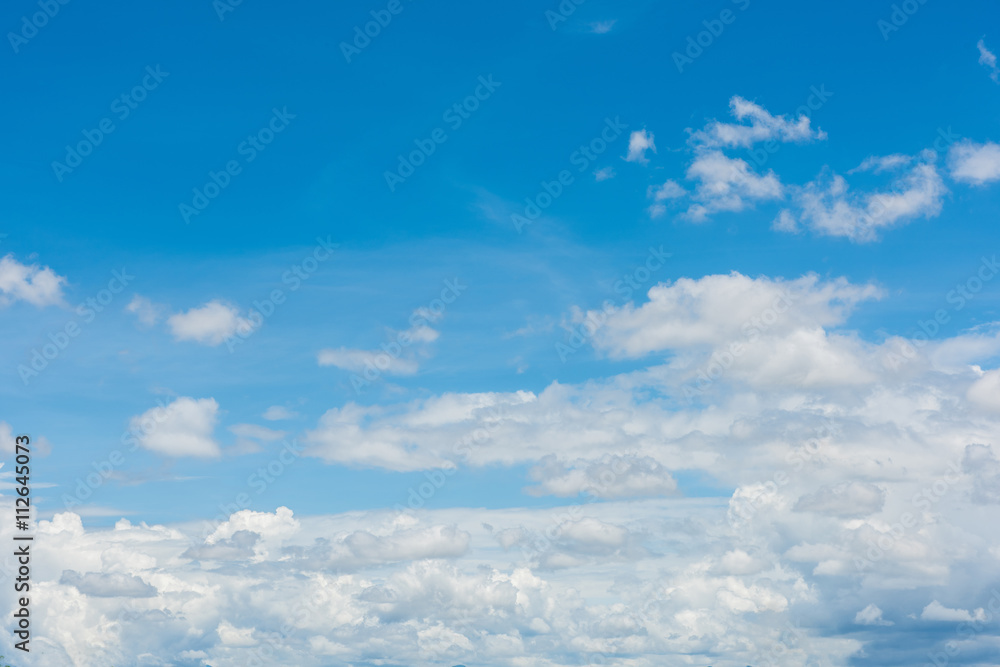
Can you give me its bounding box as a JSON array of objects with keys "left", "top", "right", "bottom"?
[
  {"left": 318, "top": 305, "right": 445, "bottom": 379},
  {"left": 978, "top": 38, "right": 999, "bottom": 83},
  {"left": 589, "top": 19, "right": 616, "bottom": 34},
  {"left": 124, "top": 294, "right": 165, "bottom": 326}
]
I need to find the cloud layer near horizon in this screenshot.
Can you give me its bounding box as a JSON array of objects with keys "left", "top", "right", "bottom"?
[{"left": 7, "top": 264, "right": 1000, "bottom": 666}]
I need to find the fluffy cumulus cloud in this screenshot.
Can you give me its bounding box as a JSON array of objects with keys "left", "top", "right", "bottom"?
[
  {"left": 304, "top": 391, "right": 535, "bottom": 471},
  {"left": 11, "top": 494, "right": 989, "bottom": 666},
  {"left": 269, "top": 519, "right": 473, "bottom": 571},
  {"left": 793, "top": 481, "right": 886, "bottom": 518},
  {"left": 525, "top": 454, "right": 678, "bottom": 498},
  {"left": 962, "top": 444, "right": 1000, "bottom": 504},
  {"left": 129, "top": 396, "right": 221, "bottom": 458},
  {"left": 0, "top": 253, "right": 66, "bottom": 307},
  {"left": 967, "top": 368, "right": 1000, "bottom": 411},
  {"left": 854, "top": 603, "right": 893, "bottom": 626},
  {"left": 584, "top": 271, "right": 880, "bottom": 359},
  {"left": 625, "top": 129, "right": 656, "bottom": 163},
  {"left": 948, "top": 140, "right": 1000, "bottom": 185},
  {"left": 167, "top": 299, "right": 256, "bottom": 345},
  {"left": 684, "top": 151, "right": 784, "bottom": 221},
  {"left": 921, "top": 600, "right": 987, "bottom": 622},
  {"left": 59, "top": 571, "right": 158, "bottom": 598},
  {"left": 779, "top": 152, "right": 947, "bottom": 242}
]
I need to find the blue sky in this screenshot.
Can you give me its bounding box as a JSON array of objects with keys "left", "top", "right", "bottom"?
[{"left": 3, "top": 0, "right": 1000, "bottom": 665}]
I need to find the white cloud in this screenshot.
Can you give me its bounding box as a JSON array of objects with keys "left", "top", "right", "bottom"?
[
  {"left": 645, "top": 96, "right": 998, "bottom": 235},
  {"left": 948, "top": 140, "right": 1000, "bottom": 185},
  {"left": 921, "top": 600, "right": 987, "bottom": 622},
  {"left": 0, "top": 421, "right": 51, "bottom": 455},
  {"left": 576, "top": 272, "right": 898, "bottom": 394},
  {"left": 962, "top": 443, "right": 1000, "bottom": 504},
  {"left": 207, "top": 506, "right": 300, "bottom": 543},
  {"left": 854, "top": 603, "right": 893, "bottom": 626},
  {"left": 714, "top": 577, "right": 790, "bottom": 614},
  {"left": 187, "top": 507, "right": 470, "bottom": 569},
  {"left": 4, "top": 415, "right": 997, "bottom": 667},
  {"left": 0, "top": 253, "right": 66, "bottom": 307},
  {"left": 594, "top": 166, "right": 616, "bottom": 181},
  {"left": 182, "top": 529, "right": 260, "bottom": 561},
  {"left": 23, "top": 265, "right": 1000, "bottom": 665},
  {"left": 217, "top": 620, "right": 257, "bottom": 647},
  {"left": 124, "top": 294, "right": 164, "bottom": 327},
  {"left": 586, "top": 271, "right": 880, "bottom": 357},
  {"left": 318, "top": 309, "right": 441, "bottom": 376},
  {"left": 928, "top": 326, "right": 1000, "bottom": 372},
  {"left": 625, "top": 129, "right": 656, "bottom": 164},
  {"left": 967, "top": 368, "right": 1000, "bottom": 411},
  {"left": 129, "top": 397, "right": 221, "bottom": 458},
  {"left": 772, "top": 208, "right": 798, "bottom": 232},
  {"left": 849, "top": 154, "right": 912, "bottom": 174},
  {"left": 59, "top": 571, "right": 157, "bottom": 598},
  {"left": 489, "top": 514, "right": 644, "bottom": 569},
  {"left": 794, "top": 482, "right": 885, "bottom": 518},
  {"left": 978, "top": 38, "right": 999, "bottom": 83},
  {"left": 649, "top": 179, "right": 686, "bottom": 201},
  {"left": 167, "top": 300, "right": 255, "bottom": 345},
  {"left": 262, "top": 405, "right": 299, "bottom": 421},
  {"left": 716, "top": 549, "right": 767, "bottom": 575},
  {"left": 589, "top": 20, "right": 616, "bottom": 34},
  {"left": 323, "top": 524, "right": 471, "bottom": 569},
  {"left": 633, "top": 97, "right": 827, "bottom": 223},
  {"left": 309, "top": 293, "right": 901, "bottom": 476},
  {"left": 179, "top": 650, "right": 209, "bottom": 661},
  {"left": 304, "top": 391, "right": 534, "bottom": 471},
  {"left": 781, "top": 154, "right": 946, "bottom": 242},
  {"left": 317, "top": 348, "right": 420, "bottom": 375},
  {"left": 526, "top": 454, "right": 677, "bottom": 498},
  {"left": 689, "top": 95, "right": 827, "bottom": 149},
  {"left": 558, "top": 517, "right": 628, "bottom": 548},
  {"left": 683, "top": 151, "right": 783, "bottom": 220},
  {"left": 228, "top": 423, "right": 287, "bottom": 454},
  {"left": 0, "top": 422, "right": 18, "bottom": 456},
  {"left": 647, "top": 179, "right": 686, "bottom": 217}
]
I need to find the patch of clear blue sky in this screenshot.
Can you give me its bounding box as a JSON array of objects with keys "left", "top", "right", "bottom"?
[{"left": 2, "top": 0, "right": 999, "bottom": 524}]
